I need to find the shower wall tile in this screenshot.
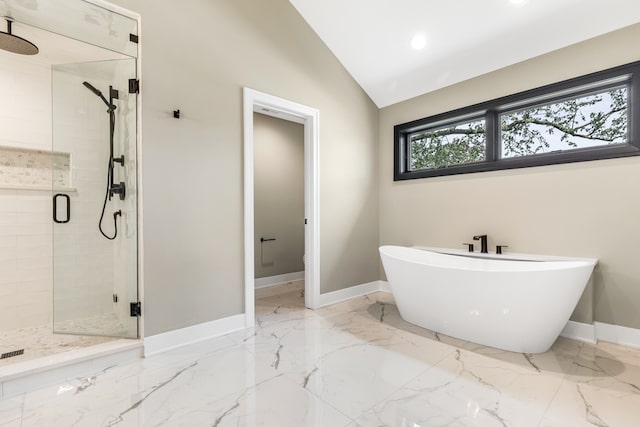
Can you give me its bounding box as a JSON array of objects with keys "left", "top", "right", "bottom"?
[
  {"left": 0, "top": 259, "right": 17, "bottom": 285},
  {"left": 17, "top": 255, "right": 51, "bottom": 271},
  {"left": 0, "top": 56, "right": 55, "bottom": 332},
  {"left": 0, "top": 246, "right": 18, "bottom": 262},
  {"left": 17, "top": 234, "right": 50, "bottom": 252},
  {"left": 0, "top": 212, "right": 15, "bottom": 224},
  {"left": 15, "top": 264, "right": 50, "bottom": 284},
  {"left": 8, "top": 222, "right": 51, "bottom": 237},
  {"left": 0, "top": 192, "right": 17, "bottom": 212},
  {"left": 0, "top": 282, "right": 16, "bottom": 297},
  {"left": 14, "top": 212, "right": 51, "bottom": 226},
  {"left": 0, "top": 213, "right": 17, "bottom": 236},
  {"left": 0, "top": 116, "right": 51, "bottom": 151},
  {"left": 0, "top": 54, "right": 51, "bottom": 151},
  {"left": 0, "top": 238, "right": 17, "bottom": 254},
  {"left": 1, "top": 294, "right": 51, "bottom": 331},
  {"left": 12, "top": 194, "right": 51, "bottom": 213}
]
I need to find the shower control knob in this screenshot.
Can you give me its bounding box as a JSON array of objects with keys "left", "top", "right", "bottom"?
[
  {"left": 113, "top": 155, "right": 125, "bottom": 165},
  {"left": 109, "top": 182, "right": 126, "bottom": 201}
]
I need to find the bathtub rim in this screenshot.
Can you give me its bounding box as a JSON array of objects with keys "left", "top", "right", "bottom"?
[
  {"left": 380, "top": 245, "right": 598, "bottom": 272},
  {"left": 415, "top": 246, "right": 598, "bottom": 263}
]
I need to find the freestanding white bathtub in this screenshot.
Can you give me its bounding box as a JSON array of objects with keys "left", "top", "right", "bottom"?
[{"left": 379, "top": 246, "right": 597, "bottom": 353}]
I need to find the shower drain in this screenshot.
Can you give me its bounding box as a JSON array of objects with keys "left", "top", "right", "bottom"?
[{"left": 1, "top": 349, "right": 25, "bottom": 359}]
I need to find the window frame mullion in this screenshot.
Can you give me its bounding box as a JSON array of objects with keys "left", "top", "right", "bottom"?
[
  {"left": 394, "top": 60, "right": 640, "bottom": 181},
  {"left": 631, "top": 72, "right": 640, "bottom": 150},
  {"left": 485, "top": 110, "right": 499, "bottom": 162}
]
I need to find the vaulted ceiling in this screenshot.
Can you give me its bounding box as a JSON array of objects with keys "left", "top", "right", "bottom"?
[{"left": 289, "top": 0, "right": 640, "bottom": 107}]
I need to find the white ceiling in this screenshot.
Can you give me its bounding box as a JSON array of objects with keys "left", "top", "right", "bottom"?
[{"left": 289, "top": 0, "right": 640, "bottom": 108}]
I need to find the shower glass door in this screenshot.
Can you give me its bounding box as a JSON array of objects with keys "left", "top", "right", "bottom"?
[{"left": 52, "top": 58, "right": 138, "bottom": 338}]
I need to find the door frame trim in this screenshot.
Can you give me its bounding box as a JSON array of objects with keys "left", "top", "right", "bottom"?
[{"left": 243, "top": 88, "right": 320, "bottom": 327}]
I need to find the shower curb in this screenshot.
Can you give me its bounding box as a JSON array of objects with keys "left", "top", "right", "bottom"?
[{"left": 0, "top": 340, "right": 143, "bottom": 399}]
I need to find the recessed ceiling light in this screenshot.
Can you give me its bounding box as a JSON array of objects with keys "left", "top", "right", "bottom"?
[
  {"left": 411, "top": 34, "right": 427, "bottom": 50},
  {"left": 509, "top": 0, "right": 528, "bottom": 5}
]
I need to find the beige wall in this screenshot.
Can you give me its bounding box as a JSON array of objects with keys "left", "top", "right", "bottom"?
[
  {"left": 110, "top": 0, "right": 379, "bottom": 335},
  {"left": 253, "top": 113, "right": 304, "bottom": 279},
  {"left": 379, "top": 24, "right": 640, "bottom": 329}
]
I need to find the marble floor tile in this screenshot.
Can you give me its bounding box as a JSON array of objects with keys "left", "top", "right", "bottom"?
[
  {"left": 297, "top": 339, "right": 439, "bottom": 420},
  {"left": 461, "top": 336, "right": 584, "bottom": 377},
  {"left": 566, "top": 340, "right": 640, "bottom": 394},
  {"left": 347, "top": 292, "right": 469, "bottom": 348},
  {"left": 18, "top": 347, "right": 350, "bottom": 426},
  {"left": 19, "top": 345, "right": 278, "bottom": 426},
  {"left": 539, "top": 379, "right": 640, "bottom": 427},
  {"left": 0, "top": 395, "right": 22, "bottom": 426},
  {"left": 353, "top": 347, "right": 564, "bottom": 426},
  {"left": 254, "top": 280, "right": 304, "bottom": 301},
  {"left": 158, "top": 374, "right": 353, "bottom": 427},
  {"left": 3, "top": 282, "right": 640, "bottom": 426},
  {"left": 253, "top": 283, "right": 321, "bottom": 328}
]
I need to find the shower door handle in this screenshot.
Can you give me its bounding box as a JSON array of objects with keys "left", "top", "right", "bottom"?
[{"left": 53, "top": 194, "right": 70, "bottom": 224}]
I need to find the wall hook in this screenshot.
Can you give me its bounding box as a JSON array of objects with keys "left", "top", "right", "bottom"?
[{"left": 173, "top": 109, "right": 180, "bottom": 119}]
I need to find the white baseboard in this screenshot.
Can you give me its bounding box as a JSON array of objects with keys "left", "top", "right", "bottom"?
[
  {"left": 556, "top": 320, "right": 640, "bottom": 348},
  {"left": 318, "top": 280, "right": 383, "bottom": 307},
  {"left": 379, "top": 280, "right": 392, "bottom": 293},
  {"left": 255, "top": 271, "right": 304, "bottom": 289},
  {"left": 596, "top": 322, "right": 640, "bottom": 349},
  {"left": 144, "top": 314, "right": 246, "bottom": 357},
  {"left": 560, "top": 320, "right": 597, "bottom": 344}
]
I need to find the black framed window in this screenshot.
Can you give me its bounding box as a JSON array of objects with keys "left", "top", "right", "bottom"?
[{"left": 394, "top": 61, "right": 640, "bottom": 180}]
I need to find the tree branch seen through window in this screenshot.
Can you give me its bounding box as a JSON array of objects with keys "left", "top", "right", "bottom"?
[
  {"left": 501, "top": 88, "right": 627, "bottom": 158},
  {"left": 409, "top": 88, "right": 627, "bottom": 170}
]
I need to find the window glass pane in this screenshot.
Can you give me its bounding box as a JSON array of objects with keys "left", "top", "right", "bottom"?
[
  {"left": 409, "top": 119, "right": 486, "bottom": 170},
  {"left": 500, "top": 87, "right": 628, "bottom": 158}
]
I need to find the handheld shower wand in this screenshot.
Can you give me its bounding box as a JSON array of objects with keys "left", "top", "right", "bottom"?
[
  {"left": 83, "top": 81, "right": 125, "bottom": 240},
  {"left": 82, "top": 81, "right": 116, "bottom": 112}
]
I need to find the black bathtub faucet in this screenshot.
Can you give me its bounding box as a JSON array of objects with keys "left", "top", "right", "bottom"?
[
  {"left": 496, "top": 245, "right": 508, "bottom": 254},
  {"left": 473, "top": 234, "right": 488, "bottom": 254}
]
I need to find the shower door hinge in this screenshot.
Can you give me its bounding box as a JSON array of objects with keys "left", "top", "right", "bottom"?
[
  {"left": 129, "top": 79, "right": 140, "bottom": 94},
  {"left": 130, "top": 301, "right": 142, "bottom": 317}
]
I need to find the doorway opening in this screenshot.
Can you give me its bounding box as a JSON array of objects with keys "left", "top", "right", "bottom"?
[{"left": 243, "top": 88, "right": 320, "bottom": 326}]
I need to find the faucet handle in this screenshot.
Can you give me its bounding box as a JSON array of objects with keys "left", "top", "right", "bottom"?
[
  {"left": 463, "top": 243, "right": 475, "bottom": 252},
  {"left": 496, "top": 245, "right": 508, "bottom": 254}
]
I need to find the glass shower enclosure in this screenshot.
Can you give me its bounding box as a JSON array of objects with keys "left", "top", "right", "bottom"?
[{"left": 0, "top": 0, "right": 140, "bottom": 340}]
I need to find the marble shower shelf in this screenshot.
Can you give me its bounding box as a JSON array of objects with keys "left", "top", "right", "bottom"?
[{"left": 0, "top": 145, "right": 72, "bottom": 190}]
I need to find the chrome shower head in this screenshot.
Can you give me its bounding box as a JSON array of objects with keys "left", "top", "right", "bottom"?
[{"left": 0, "top": 19, "right": 38, "bottom": 55}]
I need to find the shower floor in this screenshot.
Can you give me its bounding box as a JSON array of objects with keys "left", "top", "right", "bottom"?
[{"left": 0, "top": 313, "right": 130, "bottom": 368}]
